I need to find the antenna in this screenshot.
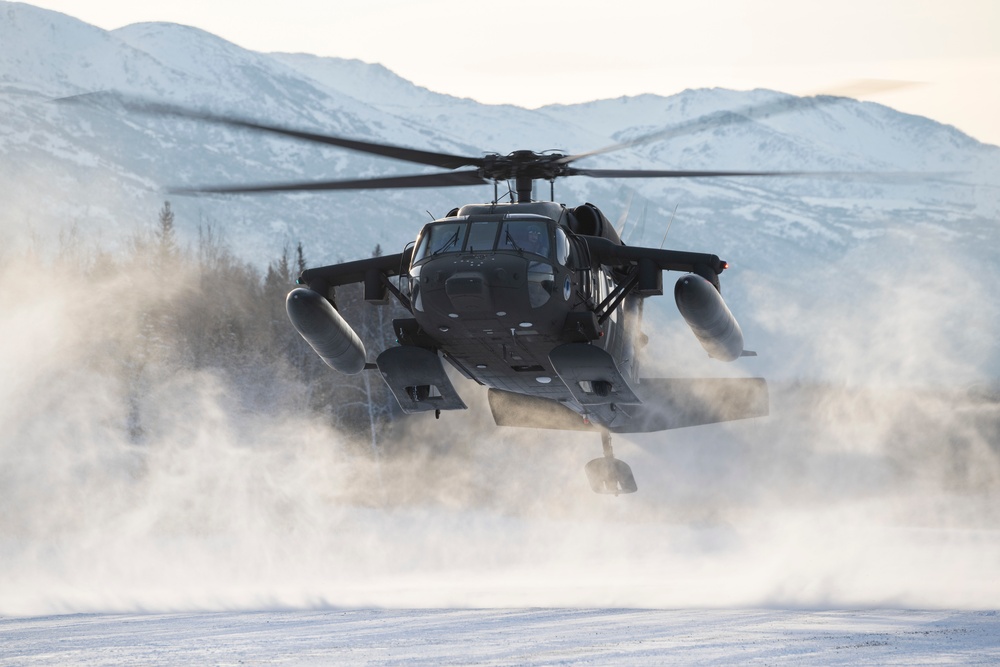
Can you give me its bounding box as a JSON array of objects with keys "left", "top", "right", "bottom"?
[
  {"left": 659, "top": 204, "right": 678, "bottom": 249},
  {"left": 616, "top": 191, "right": 635, "bottom": 237}
]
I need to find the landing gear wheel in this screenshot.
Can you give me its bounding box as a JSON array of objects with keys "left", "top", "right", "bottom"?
[{"left": 585, "top": 430, "right": 637, "bottom": 495}]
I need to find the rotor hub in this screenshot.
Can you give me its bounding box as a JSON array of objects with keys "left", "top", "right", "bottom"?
[{"left": 478, "top": 151, "right": 570, "bottom": 201}]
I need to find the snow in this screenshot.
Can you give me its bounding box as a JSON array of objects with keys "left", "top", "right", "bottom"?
[
  {"left": 1, "top": 5, "right": 999, "bottom": 662},
  {"left": 7, "top": 0, "right": 996, "bottom": 281},
  {"left": 2, "top": 609, "right": 998, "bottom": 665},
  {"left": 1, "top": 370, "right": 997, "bottom": 662}
]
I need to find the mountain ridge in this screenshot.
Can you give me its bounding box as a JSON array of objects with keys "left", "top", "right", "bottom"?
[{"left": 1, "top": 0, "right": 997, "bottom": 384}]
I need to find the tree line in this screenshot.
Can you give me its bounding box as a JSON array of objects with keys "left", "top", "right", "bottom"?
[{"left": 24, "top": 202, "right": 405, "bottom": 455}]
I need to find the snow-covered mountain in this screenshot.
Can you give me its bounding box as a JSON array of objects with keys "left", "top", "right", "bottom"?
[{"left": 1, "top": 1, "right": 998, "bottom": 384}]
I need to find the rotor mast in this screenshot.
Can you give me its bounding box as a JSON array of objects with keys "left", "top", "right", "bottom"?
[
  {"left": 504, "top": 150, "right": 558, "bottom": 203},
  {"left": 505, "top": 150, "right": 540, "bottom": 203},
  {"left": 515, "top": 172, "right": 533, "bottom": 203}
]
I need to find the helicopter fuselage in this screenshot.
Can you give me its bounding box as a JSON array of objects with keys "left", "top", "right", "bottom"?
[
  {"left": 291, "top": 198, "right": 761, "bottom": 440},
  {"left": 87, "top": 94, "right": 779, "bottom": 493},
  {"left": 406, "top": 203, "right": 639, "bottom": 419}
]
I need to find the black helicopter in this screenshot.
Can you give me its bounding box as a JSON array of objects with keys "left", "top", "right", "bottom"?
[{"left": 67, "top": 95, "right": 797, "bottom": 494}]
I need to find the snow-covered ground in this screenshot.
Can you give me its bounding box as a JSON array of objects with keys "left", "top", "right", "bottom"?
[
  {"left": 3, "top": 424, "right": 998, "bottom": 663},
  {"left": 3, "top": 609, "right": 999, "bottom": 665},
  {"left": 2, "top": 6, "right": 999, "bottom": 664}
]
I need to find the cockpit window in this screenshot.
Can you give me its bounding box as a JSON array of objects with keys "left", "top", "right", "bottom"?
[
  {"left": 412, "top": 217, "right": 555, "bottom": 266},
  {"left": 555, "top": 227, "right": 570, "bottom": 266},
  {"left": 466, "top": 220, "right": 500, "bottom": 252},
  {"left": 413, "top": 222, "right": 467, "bottom": 262},
  {"left": 500, "top": 220, "right": 551, "bottom": 258}
]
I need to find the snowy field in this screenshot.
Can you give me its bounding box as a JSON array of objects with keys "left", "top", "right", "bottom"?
[
  {"left": 2, "top": 382, "right": 999, "bottom": 664},
  {"left": 3, "top": 7, "right": 999, "bottom": 663},
  {"left": 2, "top": 248, "right": 999, "bottom": 665},
  {"left": 3, "top": 608, "right": 1000, "bottom": 665}
]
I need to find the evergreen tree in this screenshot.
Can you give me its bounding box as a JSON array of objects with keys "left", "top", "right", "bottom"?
[
  {"left": 155, "top": 201, "right": 178, "bottom": 269},
  {"left": 296, "top": 241, "right": 306, "bottom": 275}
]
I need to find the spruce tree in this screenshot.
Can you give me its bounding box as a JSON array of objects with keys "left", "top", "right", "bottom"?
[{"left": 155, "top": 201, "right": 178, "bottom": 270}]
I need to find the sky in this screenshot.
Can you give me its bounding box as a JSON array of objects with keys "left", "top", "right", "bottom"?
[{"left": 21, "top": 0, "right": 1000, "bottom": 145}]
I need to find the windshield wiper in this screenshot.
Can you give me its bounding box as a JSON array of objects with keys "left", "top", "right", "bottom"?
[
  {"left": 505, "top": 229, "right": 523, "bottom": 254},
  {"left": 432, "top": 229, "right": 460, "bottom": 255}
]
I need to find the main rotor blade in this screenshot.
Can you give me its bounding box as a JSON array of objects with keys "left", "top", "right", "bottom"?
[
  {"left": 169, "top": 169, "right": 487, "bottom": 195},
  {"left": 567, "top": 168, "right": 826, "bottom": 179},
  {"left": 565, "top": 167, "right": 947, "bottom": 182},
  {"left": 57, "top": 93, "right": 486, "bottom": 170},
  {"left": 555, "top": 91, "right": 875, "bottom": 167}
]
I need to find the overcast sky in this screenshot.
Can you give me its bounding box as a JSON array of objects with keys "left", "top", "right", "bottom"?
[{"left": 24, "top": 0, "right": 1000, "bottom": 146}]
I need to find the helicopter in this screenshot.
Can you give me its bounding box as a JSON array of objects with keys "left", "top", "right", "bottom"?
[{"left": 63, "top": 94, "right": 805, "bottom": 495}]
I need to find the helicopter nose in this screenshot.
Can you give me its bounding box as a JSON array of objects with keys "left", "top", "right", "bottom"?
[{"left": 445, "top": 271, "right": 493, "bottom": 312}]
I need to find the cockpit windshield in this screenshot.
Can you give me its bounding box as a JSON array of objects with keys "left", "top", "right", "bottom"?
[
  {"left": 413, "top": 222, "right": 467, "bottom": 261},
  {"left": 499, "top": 220, "right": 550, "bottom": 258},
  {"left": 412, "top": 216, "right": 556, "bottom": 265}
]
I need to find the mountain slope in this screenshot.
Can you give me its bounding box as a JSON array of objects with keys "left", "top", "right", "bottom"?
[{"left": 1, "top": 1, "right": 998, "bottom": 383}]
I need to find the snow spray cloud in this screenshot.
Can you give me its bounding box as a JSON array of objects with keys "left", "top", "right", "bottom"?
[{"left": 1, "top": 220, "right": 999, "bottom": 617}]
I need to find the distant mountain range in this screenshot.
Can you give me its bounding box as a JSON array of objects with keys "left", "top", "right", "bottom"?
[{"left": 2, "top": 1, "right": 998, "bottom": 384}]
